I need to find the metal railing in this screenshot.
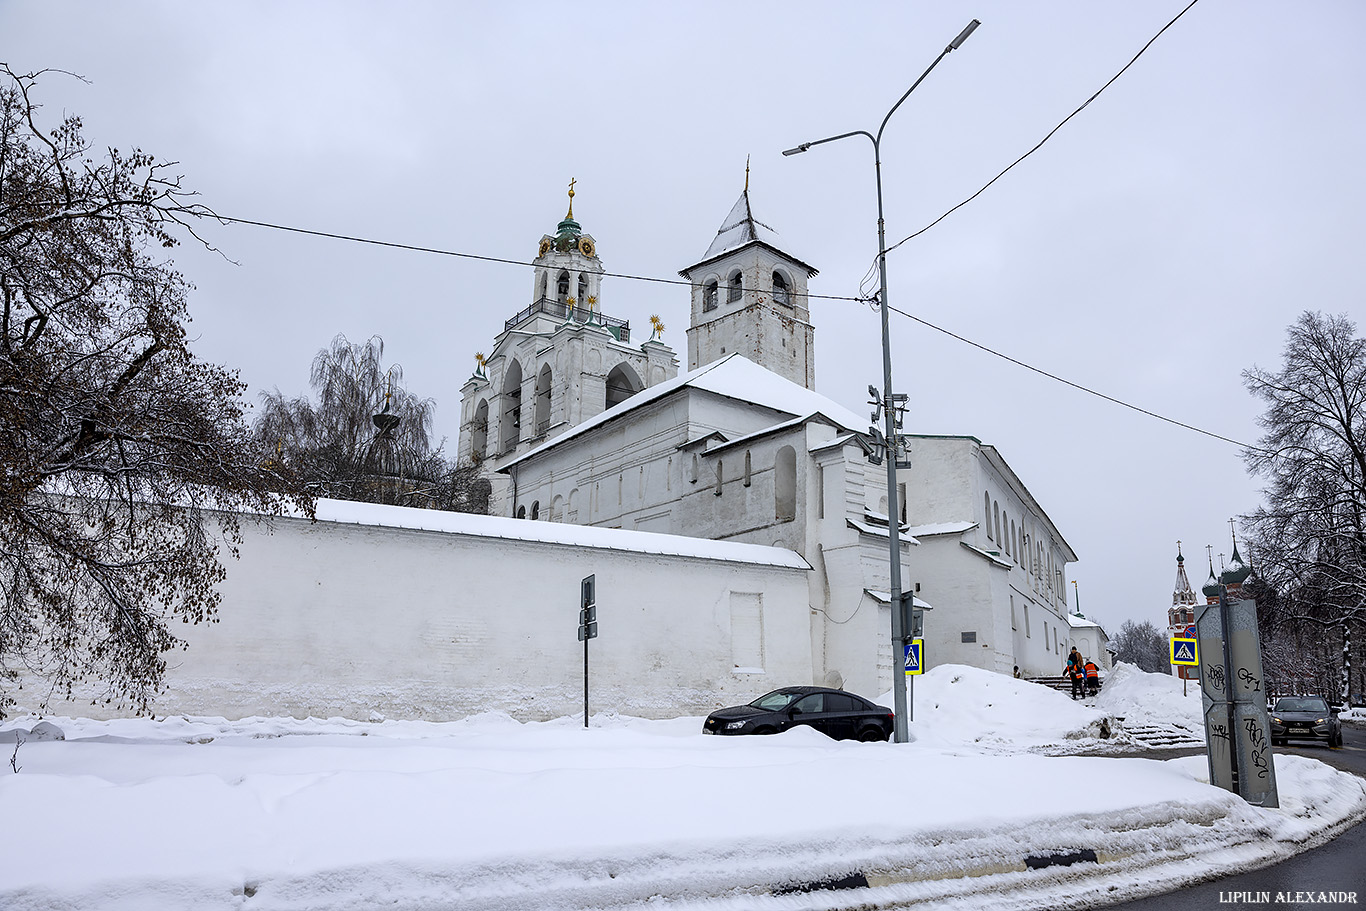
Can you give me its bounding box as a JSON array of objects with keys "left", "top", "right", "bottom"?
[{"left": 504, "top": 297, "right": 630, "bottom": 342}]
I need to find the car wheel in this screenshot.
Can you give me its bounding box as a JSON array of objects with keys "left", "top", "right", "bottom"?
[
  {"left": 1272, "top": 738, "right": 1285, "bottom": 747},
  {"left": 752, "top": 726, "right": 776, "bottom": 736},
  {"left": 858, "top": 727, "right": 888, "bottom": 743}
]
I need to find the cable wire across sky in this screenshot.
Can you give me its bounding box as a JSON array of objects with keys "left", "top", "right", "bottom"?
[{"left": 196, "top": 0, "right": 1259, "bottom": 454}]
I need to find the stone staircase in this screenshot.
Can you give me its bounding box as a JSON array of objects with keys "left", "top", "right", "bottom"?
[
  {"left": 1119, "top": 721, "right": 1206, "bottom": 749},
  {"left": 1028, "top": 675, "right": 1100, "bottom": 697}
]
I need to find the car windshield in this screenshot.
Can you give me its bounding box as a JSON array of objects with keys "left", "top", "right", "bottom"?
[
  {"left": 749, "top": 690, "right": 802, "bottom": 711},
  {"left": 1275, "top": 697, "right": 1329, "bottom": 714}
]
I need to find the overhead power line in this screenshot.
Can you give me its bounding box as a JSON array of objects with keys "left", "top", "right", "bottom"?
[
  {"left": 203, "top": 210, "right": 1258, "bottom": 452},
  {"left": 880, "top": 0, "right": 1205, "bottom": 263}
]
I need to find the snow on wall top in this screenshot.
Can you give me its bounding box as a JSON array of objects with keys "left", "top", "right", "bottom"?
[{"left": 308, "top": 498, "right": 810, "bottom": 570}]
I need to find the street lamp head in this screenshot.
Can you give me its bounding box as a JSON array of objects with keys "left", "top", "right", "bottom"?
[
  {"left": 781, "top": 142, "right": 811, "bottom": 156},
  {"left": 948, "top": 19, "right": 980, "bottom": 51}
]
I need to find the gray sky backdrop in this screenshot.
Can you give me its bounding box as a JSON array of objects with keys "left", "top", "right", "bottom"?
[{"left": 5, "top": 1, "right": 1364, "bottom": 640}]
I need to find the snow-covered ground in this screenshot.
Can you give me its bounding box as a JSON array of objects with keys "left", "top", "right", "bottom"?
[{"left": 1, "top": 664, "right": 1362, "bottom": 911}]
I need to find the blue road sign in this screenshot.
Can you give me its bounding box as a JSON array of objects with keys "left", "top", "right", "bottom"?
[
  {"left": 1170, "top": 636, "right": 1198, "bottom": 666},
  {"left": 904, "top": 639, "right": 923, "bottom": 676}
]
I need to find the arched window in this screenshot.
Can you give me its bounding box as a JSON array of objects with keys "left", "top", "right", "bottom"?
[
  {"left": 577, "top": 273, "right": 589, "bottom": 304},
  {"left": 535, "top": 364, "right": 553, "bottom": 437},
  {"left": 605, "top": 363, "right": 642, "bottom": 410},
  {"left": 471, "top": 399, "right": 489, "bottom": 460},
  {"left": 994, "top": 502, "right": 1001, "bottom": 548},
  {"left": 715, "top": 460, "right": 724, "bottom": 496},
  {"left": 703, "top": 280, "right": 719, "bottom": 312},
  {"left": 531, "top": 500, "right": 540, "bottom": 520},
  {"left": 984, "top": 492, "right": 993, "bottom": 540},
  {"left": 556, "top": 271, "right": 570, "bottom": 302},
  {"left": 516, "top": 504, "right": 527, "bottom": 519},
  {"left": 775, "top": 445, "right": 797, "bottom": 521},
  {"left": 772, "top": 271, "right": 791, "bottom": 307},
  {"left": 500, "top": 360, "right": 523, "bottom": 452},
  {"left": 727, "top": 271, "right": 743, "bottom": 303},
  {"left": 1002, "top": 511, "right": 1011, "bottom": 556}
]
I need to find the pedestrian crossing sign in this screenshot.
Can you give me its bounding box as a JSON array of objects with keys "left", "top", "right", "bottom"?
[
  {"left": 1170, "top": 636, "right": 1198, "bottom": 666},
  {"left": 904, "top": 638, "right": 924, "bottom": 676}
]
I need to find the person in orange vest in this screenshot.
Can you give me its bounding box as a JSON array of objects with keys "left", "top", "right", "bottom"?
[{"left": 1084, "top": 659, "right": 1100, "bottom": 696}]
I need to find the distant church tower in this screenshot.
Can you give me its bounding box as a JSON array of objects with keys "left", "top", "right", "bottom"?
[
  {"left": 680, "top": 168, "right": 819, "bottom": 389},
  {"left": 1168, "top": 542, "right": 1198, "bottom": 679},
  {"left": 457, "top": 181, "right": 677, "bottom": 515}
]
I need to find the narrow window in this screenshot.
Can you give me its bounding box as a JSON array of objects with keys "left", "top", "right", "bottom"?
[
  {"left": 772, "top": 271, "right": 791, "bottom": 307},
  {"left": 898, "top": 482, "right": 907, "bottom": 524},
  {"left": 703, "top": 280, "right": 719, "bottom": 312},
  {"left": 531, "top": 500, "right": 539, "bottom": 520},
  {"left": 1011, "top": 595, "right": 1017, "bottom": 631},
  {"left": 743, "top": 450, "right": 752, "bottom": 487},
  {"left": 1024, "top": 605, "right": 1031, "bottom": 638},
  {"left": 727, "top": 272, "right": 742, "bottom": 303},
  {"left": 517, "top": 504, "right": 527, "bottom": 519},
  {"left": 556, "top": 271, "right": 570, "bottom": 301},
  {"left": 1002, "top": 512, "right": 1010, "bottom": 556},
  {"left": 984, "top": 492, "right": 993, "bottom": 540},
  {"left": 775, "top": 445, "right": 797, "bottom": 521},
  {"left": 690, "top": 453, "right": 699, "bottom": 484},
  {"left": 715, "top": 460, "right": 723, "bottom": 496},
  {"left": 994, "top": 502, "right": 1001, "bottom": 547},
  {"left": 816, "top": 465, "right": 825, "bottom": 519},
  {"left": 578, "top": 273, "right": 588, "bottom": 304}
]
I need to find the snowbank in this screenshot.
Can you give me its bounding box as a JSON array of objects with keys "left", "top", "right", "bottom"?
[{"left": 0, "top": 667, "right": 1362, "bottom": 911}]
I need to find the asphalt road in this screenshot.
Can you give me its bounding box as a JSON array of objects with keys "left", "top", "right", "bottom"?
[{"left": 1099, "top": 720, "right": 1366, "bottom": 910}]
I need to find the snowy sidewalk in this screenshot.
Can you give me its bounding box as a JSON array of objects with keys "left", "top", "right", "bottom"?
[{"left": 1, "top": 665, "right": 1363, "bottom": 910}]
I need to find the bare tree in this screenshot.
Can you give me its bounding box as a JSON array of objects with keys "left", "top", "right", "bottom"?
[
  {"left": 1243, "top": 311, "right": 1366, "bottom": 704},
  {"left": 1111, "top": 620, "right": 1170, "bottom": 674},
  {"left": 256, "top": 334, "right": 490, "bottom": 513},
  {"left": 0, "top": 67, "right": 313, "bottom": 717}
]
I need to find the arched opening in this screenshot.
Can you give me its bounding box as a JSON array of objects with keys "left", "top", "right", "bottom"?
[
  {"left": 727, "top": 271, "right": 743, "bottom": 303},
  {"left": 775, "top": 445, "right": 797, "bottom": 521},
  {"left": 772, "top": 271, "right": 791, "bottom": 307},
  {"left": 470, "top": 399, "right": 489, "bottom": 461},
  {"left": 535, "top": 363, "right": 553, "bottom": 438},
  {"left": 500, "top": 360, "right": 523, "bottom": 453},
  {"left": 551, "top": 494, "right": 564, "bottom": 522},
  {"left": 531, "top": 500, "right": 540, "bottom": 520},
  {"left": 605, "top": 362, "right": 643, "bottom": 410},
  {"left": 538, "top": 272, "right": 548, "bottom": 301},
  {"left": 577, "top": 273, "right": 589, "bottom": 305},
  {"left": 556, "top": 270, "right": 570, "bottom": 302},
  {"left": 703, "top": 280, "right": 719, "bottom": 312},
  {"left": 516, "top": 504, "right": 526, "bottom": 519},
  {"left": 984, "top": 492, "right": 993, "bottom": 540}
]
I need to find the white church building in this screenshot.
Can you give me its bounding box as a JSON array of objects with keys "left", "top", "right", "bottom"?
[
  {"left": 18, "top": 182, "right": 1096, "bottom": 723},
  {"left": 455, "top": 182, "right": 1090, "bottom": 701}
]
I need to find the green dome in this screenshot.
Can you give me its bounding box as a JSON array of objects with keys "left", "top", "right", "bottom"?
[{"left": 1202, "top": 560, "right": 1223, "bottom": 598}]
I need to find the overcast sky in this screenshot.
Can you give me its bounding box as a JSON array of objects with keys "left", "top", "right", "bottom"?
[{"left": 5, "top": 1, "right": 1364, "bottom": 639}]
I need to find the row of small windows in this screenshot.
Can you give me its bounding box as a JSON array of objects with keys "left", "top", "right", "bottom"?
[
  {"left": 702, "top": 270, "right": 794, "bottom": 312},
  {"left": 984, "top": 490, "right": 1062, "bottom": 597},
  {"left": 689, "top": 445, "right": 797, "bottom": 522}
]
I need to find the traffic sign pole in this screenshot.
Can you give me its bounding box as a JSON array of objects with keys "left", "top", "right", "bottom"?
[{"left": 579, "top": 575, "right": 597, "bottom": 728}]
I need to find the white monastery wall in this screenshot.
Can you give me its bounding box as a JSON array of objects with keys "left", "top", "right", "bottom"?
[{"left": 16, "top": 503, "right": 813, "bottom": 722}]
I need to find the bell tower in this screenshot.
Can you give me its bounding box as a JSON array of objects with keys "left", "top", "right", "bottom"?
[{"left": 680, "top": 168, "right": 818, "bottom": 389}]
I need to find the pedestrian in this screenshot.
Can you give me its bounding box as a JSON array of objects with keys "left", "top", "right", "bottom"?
[
  {"left": 1066, "top": 647, "right": 1085, "bottom": 700},
  {"left": 1013, "top": 665, "right": 1021, "bottom": 679},
  {"left": 1084, "top": 659, "right": 1100, "bottom": 696}
]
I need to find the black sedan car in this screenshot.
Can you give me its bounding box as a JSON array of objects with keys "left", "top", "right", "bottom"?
[
  {"left": 1270, "top": 695, "right": 1343, "bottom": 748},
  {"left": 703, "top": 686, "right": 893, "bottom": 742}
]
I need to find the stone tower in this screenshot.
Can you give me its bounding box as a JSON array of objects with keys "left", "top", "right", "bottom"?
[
  {"left": 680, "top": 175, "right": 818, "bottom": 389},
  {"left": 457, "top": 182, "right": 678, "bottom": 514}
]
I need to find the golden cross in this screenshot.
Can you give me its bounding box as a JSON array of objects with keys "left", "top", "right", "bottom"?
[{"left": 566, "top": 177, "right": 576, "bottom": 218}]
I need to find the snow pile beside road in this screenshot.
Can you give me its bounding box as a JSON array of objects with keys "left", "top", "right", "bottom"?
[
  {"left": 1, "top": 668, "right": 1362, "bottom": 911},
  {"left": 893, "top": 663, "right": 1107, "bottom": 749},
  {"left": 1093, "top": 661, "right": 1206, "bottom": 729}
]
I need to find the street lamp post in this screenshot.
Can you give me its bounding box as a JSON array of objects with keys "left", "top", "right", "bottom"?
[{"left": 783, "top": 19, "right": 979, "bottom": 743}]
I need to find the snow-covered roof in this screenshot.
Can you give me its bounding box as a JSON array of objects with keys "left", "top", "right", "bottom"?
[
  {"left": 700, "top": 189, "right": 781, "bottom": 261},
  {"left": 1065, "top": 612, "right": 1106, "bottom": 633},
  {"left": 959, "top": 541, "right": 1013, "bottom": 569},
  {"left": 847, "top": 518, "right": 919, "bottom": 544},
  {"left": 501, "top": 354, "right": 868, "bottom": 469},
  {"left": 864, "top": 589, "right": 934, "bottom": 610},
  {"left": 905, "top": 521, "right": 978, "bottom": 537},
  {"left": 306, "top": 498, "right": 810, "bottom": 570}
]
